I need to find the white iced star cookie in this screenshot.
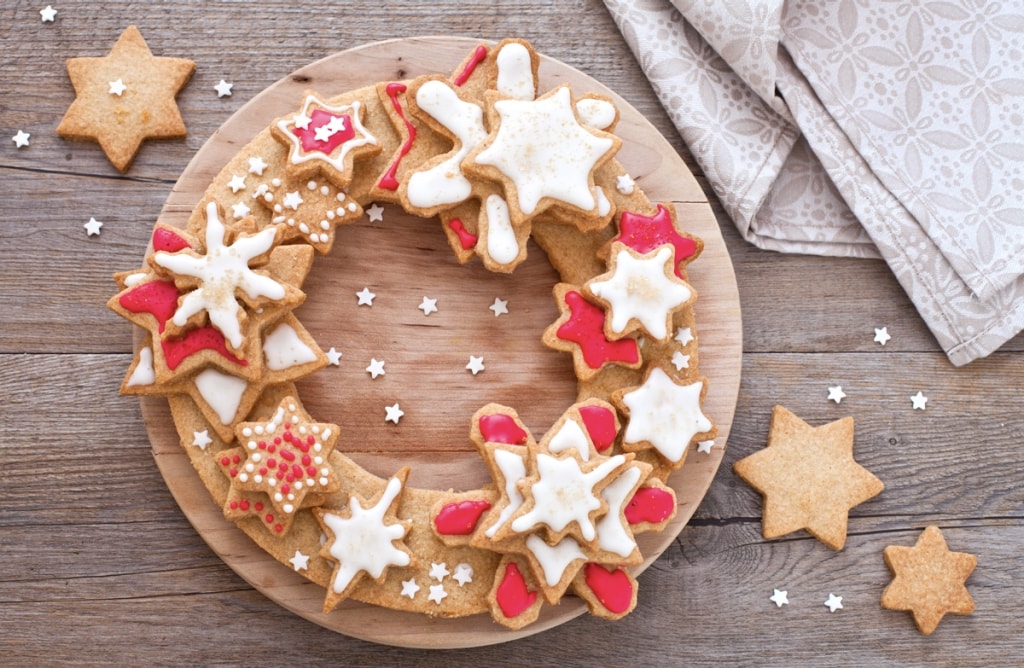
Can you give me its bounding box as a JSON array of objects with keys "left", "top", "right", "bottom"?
[
  {"left": 315, "top": 469, "right": 415, "bottom": 612},
  {"left": 585, "top": 242, "right": 694, "bottom": 343}
]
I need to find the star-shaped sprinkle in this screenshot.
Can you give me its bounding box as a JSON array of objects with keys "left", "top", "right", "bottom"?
[
  {"left": 356, "top": 287, "right": 376, "bottom": 306},
  {"left": 191, "top": 429, "right": 213, "bottom": 450},
  {"left": 248, "top": 156, "right": 268, "bottom": 175},
  {"left": 452, "top": 563, "right": 474, "bottom": 586},
  {"left": 697, "top": 440, "right": 714, "bottom": 454},
  {"left": 616, "top": 173, "right": 635, "bottom": 194},
  {"left": 429, "top": 562, "right": 450, "bottom": 581},
  {"left": 12, "top": 130, "right": 31, "bottom": 148},
  {"left": 108, "top": 79, "right": 127, "bottom": 96},
  {"left": 770, "top": 589, "right": 789, "bottom": 607},
  {"left": 587, "top": 243, "right": 693, "bottom": 341},
  {"left": 733, "top": 405, "right": 884, "bottom": 550},
  {"left": 824, "top": 593, "right": 843, "bottom": 613},
  {"left": 325, "top": 347, "right": 342, "bottom": 365},
  {"left": 366, "top": 202, "right": 385, "bottom": 223},
  {"left": 418, "top": 296, "right": 438, "bottom": 316},
  {"left": 214, "top": 79, "right": 233, "bottom": 97},
  {"left": 428, "top": 584, "right": 448, "bottom": 604},
  {"left": 675, "top": 327, "right": 694, "bottom": 347},
  {"left": 315, "top": 470, "right": 414, "bottom": 610},
  {"left": 385, "top": 403, "right": 404, "bottom": 424},
  {"left": 282, "top": 191, "right": 304, "bottom": 210},
  {"left": 289, "top": 550, "right": 310, "bottom": 572},
  {"left": 828, "top": 385, "right": 847, "bottom": 404},
  {"left": 56, "top": 26, "right": 195, "bottom": 172},
  {"left": 466, "top": 355, "right": 485, "bottom": 375},
  {"left": 911, "top": 391, "right": 928, "bottom": 410},
  {"left": 366, "top": 358, "right": 386, "bottom": 379},
  {"left": 874, "top": 326, "right": 891, "bottom": 345},
  {"left": 881, "top": 526, "right": 976, "bottom": 635},
  {"left": 227, "top": 174, "right": 246, "bottom": 193},
  {"left": 671, "top": 351, "right": 690, "bottom": 371},
  {"left": 401, "top": 578, "right": 420, "bottom": 599},
  {"left": 40, "top": 5, "right": 57, "bottom": 22},
  {"left": 230, "top": 202, "right": 251, "bottom": 219},
  {"left": 489, "top": 297, "right": 509, "bottom": 317},
  {"left": 84, "top": 217, "right": 104, "bottom": 236}
]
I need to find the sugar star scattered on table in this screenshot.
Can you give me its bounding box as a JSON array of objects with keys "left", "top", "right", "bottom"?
[
  {"left": 489, "top": 297, "right": 509, "bottom": 317},
  {"left": 385, "top": 403, "right": 404, "bottom": 424},
  {"left": 828, "top": 385, "right": 847, "bottom": 404},
  {"left": 874, "top": 326, "right": 891, "bottom": 345},
  {"left": 84, "top": 217, "right": 103, "bottom": 236},
  {"left": 824, "top": 593, "right": 843, "bottom": 612},
  {"left": 108, "top": 78, "right": 127, "bottom": 96},
  {"left": 12, "top": 130, "right": 30, "bottom": 148},
  {"left": 356, "top": 287, "right": 376, "bottom": 306},
  {"left": 466, "top": 355, "right": 485, "bottom": 375},
  {"left": 770, "top": 589, "right": 789, "bottom": 607},
  {"left": 366, "top": 202, "right": 384, "bottom": 222},
  {"left": 911, "top": 391, "right": 928, "bottom": 410},
  {"left": 214, "top": 79, "right": 233, "bottom": 97},
  {"left": 40, "top": 5, "right": 57, "bottom": 22},
  {"left": 366, "top": 358, "right": 386, "bottom": 379},
  {"left": 881, "top": 526, "right": 976, "bottom": 635},
  {"left": 418, "top": 296, "right": 438, "bottom": 316},
  {"left": 325, "top": 347, "right": 342, "bottom": 365},
  {"left": 191, "top": 429, "right": 212, "bottom": 450},
  {"left": 733, "top": 405, "right": 884, "bottom": 550},
  {"left": 289, "top": 550, "right": 310, "bottom": 572}
]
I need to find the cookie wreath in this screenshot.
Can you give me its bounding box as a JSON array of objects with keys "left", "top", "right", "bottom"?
[{"left": 109, "top": 39, "right": 717, "bottom": 631}]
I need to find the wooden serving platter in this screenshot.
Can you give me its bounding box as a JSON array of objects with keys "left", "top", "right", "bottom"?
[{"left": 142, "top": 37, "right": 742, "bottom": 648}]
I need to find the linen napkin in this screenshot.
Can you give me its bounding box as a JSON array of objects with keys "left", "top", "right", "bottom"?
[{"left": 602, "top": 0, "right": 1024, "bottom": 366}]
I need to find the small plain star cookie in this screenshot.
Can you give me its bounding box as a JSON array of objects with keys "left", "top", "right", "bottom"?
[{"left": 733, "top": 405, "right": 884, "bottom": 550}]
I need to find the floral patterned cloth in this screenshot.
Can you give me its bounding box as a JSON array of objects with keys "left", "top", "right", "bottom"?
[{"left": 602, "top": 0, "right": 1024, "bottom": 365}]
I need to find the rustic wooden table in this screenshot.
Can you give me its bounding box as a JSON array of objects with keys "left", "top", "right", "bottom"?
[{"left": 3, "top": 1, "right": 1021, "bottom": 665}]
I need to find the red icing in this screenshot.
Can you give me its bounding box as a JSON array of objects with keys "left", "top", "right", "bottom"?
[
  {"left": 377, "top": 83, "right": 417, "bottom": 191},
  {"left": 578, "top": 405, "right": 617, "bottom": 452},
  {"left": 624, "top": 487, "right": 676, "bottom": 525},
  {"left": 583, "top": 564, "right": 633, "bottom": 614},
  {"left": 447, "top": 218, "right": 478, "bottom": 250},
  {"left": 496, "top": 562, "right": 537, "bottom": 619},
  {"left": 119, "top": 279, "right": 246, "bottom": 369},
  {"left": 479, "top": 413, "right": 529, "bottom": 445},
  {"left": 614, "top": 204, "right": 698, "bottom": 278},
  {"left": 434, "top": 499, "right": 492, "bottom": 535},
  {"left": 453, "top": 45, "right": 489, "bottom": 87},
  {"left": 151, "top": 227, "right": 191, "bottom": 253},
  {"left": 293, "top": 108, "right": 356, "bottom": 154},
  {"left": 557, "top": 290, "right": 639, "bottom": 370}
]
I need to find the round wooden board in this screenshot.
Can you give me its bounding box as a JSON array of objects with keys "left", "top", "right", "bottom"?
[{"left": 142, "top": 37, "right": 742, "bottom": 648}]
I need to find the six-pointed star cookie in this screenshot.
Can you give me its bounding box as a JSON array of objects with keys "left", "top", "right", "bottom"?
[
  {"left": 57, "top": 25, "right": 195, "bottom": 172},
  {"left": 733, "top": 405, "right": 884, "bottom": 550},
  {"left": 881, "top": 526, "right": 976, "bottom": 635}
]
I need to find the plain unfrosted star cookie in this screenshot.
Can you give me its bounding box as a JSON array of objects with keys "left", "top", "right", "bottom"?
[
  {"left": 881, "top": 526, "right": 976, "bottom": 635},
  {"left": 57, "top": 25, "right": 195, "bottom": 172},
  {"left": 733, "top": 405, "right": 884, "bottom": 550}
]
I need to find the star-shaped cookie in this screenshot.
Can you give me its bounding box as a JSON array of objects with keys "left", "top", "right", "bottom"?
[
  {"left": 57, "top": 25, "right": 194, "bottom": 172},
  {"left": 733, "top": 405, "right": 884, "bottom": 550},
  {"left": 881, "top": 526, "right": 976, "bottom": 635}
]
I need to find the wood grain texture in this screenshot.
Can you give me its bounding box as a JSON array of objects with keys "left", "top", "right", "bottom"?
[{"left": 3, "top": 0, "right": 1023, "bottom": 664}]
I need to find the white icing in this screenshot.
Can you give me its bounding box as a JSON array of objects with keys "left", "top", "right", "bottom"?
[
  {"left": 126, "top": 346, "right": 155, "bottom": 387},
  {"left": 620, "top": 367, "right": 712, "bottom": 463},
  {"left": 263, "top": 321, "right": 319, "bottom": 371},
  {"left": 587, "top": 245, "right": 692, "bottom": 341},
  {"left": 575, "top": 97, "right": 616, "bottom": 130},
  {"left": 153, "top": 202, "right": 284, "bottom": 349},
  {"left": 546, "top": 419, "right": 591, "bottom": 462},
  {"left": 483, "top": 194, "right": 519, "bottom": 265},
  {"left": 510, "top": 453, "right": 625, "bottom": 541},
  {"left": 596, "top": 465, "right": 642, "bottom": 557},
  {"left": 321, "top": 475, "right": 410, "bottom": 594},
  {"left": 495, "top": 42, "right": 535, "bottom": 101},
  {"left": 193, "top": 368, "right": 248, "bottom": 424},
  {"left": 525, "top": 535, "right": 585, "bottom": 587},
  {"left": 406, "top": 80, "right": 487, "bottom": 208},
  {"left": 485, "top": 448, "right": 527, "bottom": 538},
  {"left": 473, "top": 86, "right": 615, "bottom": 216},
  {"left": 123, "top": 272, "right": 147, "bottom": 287}
]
